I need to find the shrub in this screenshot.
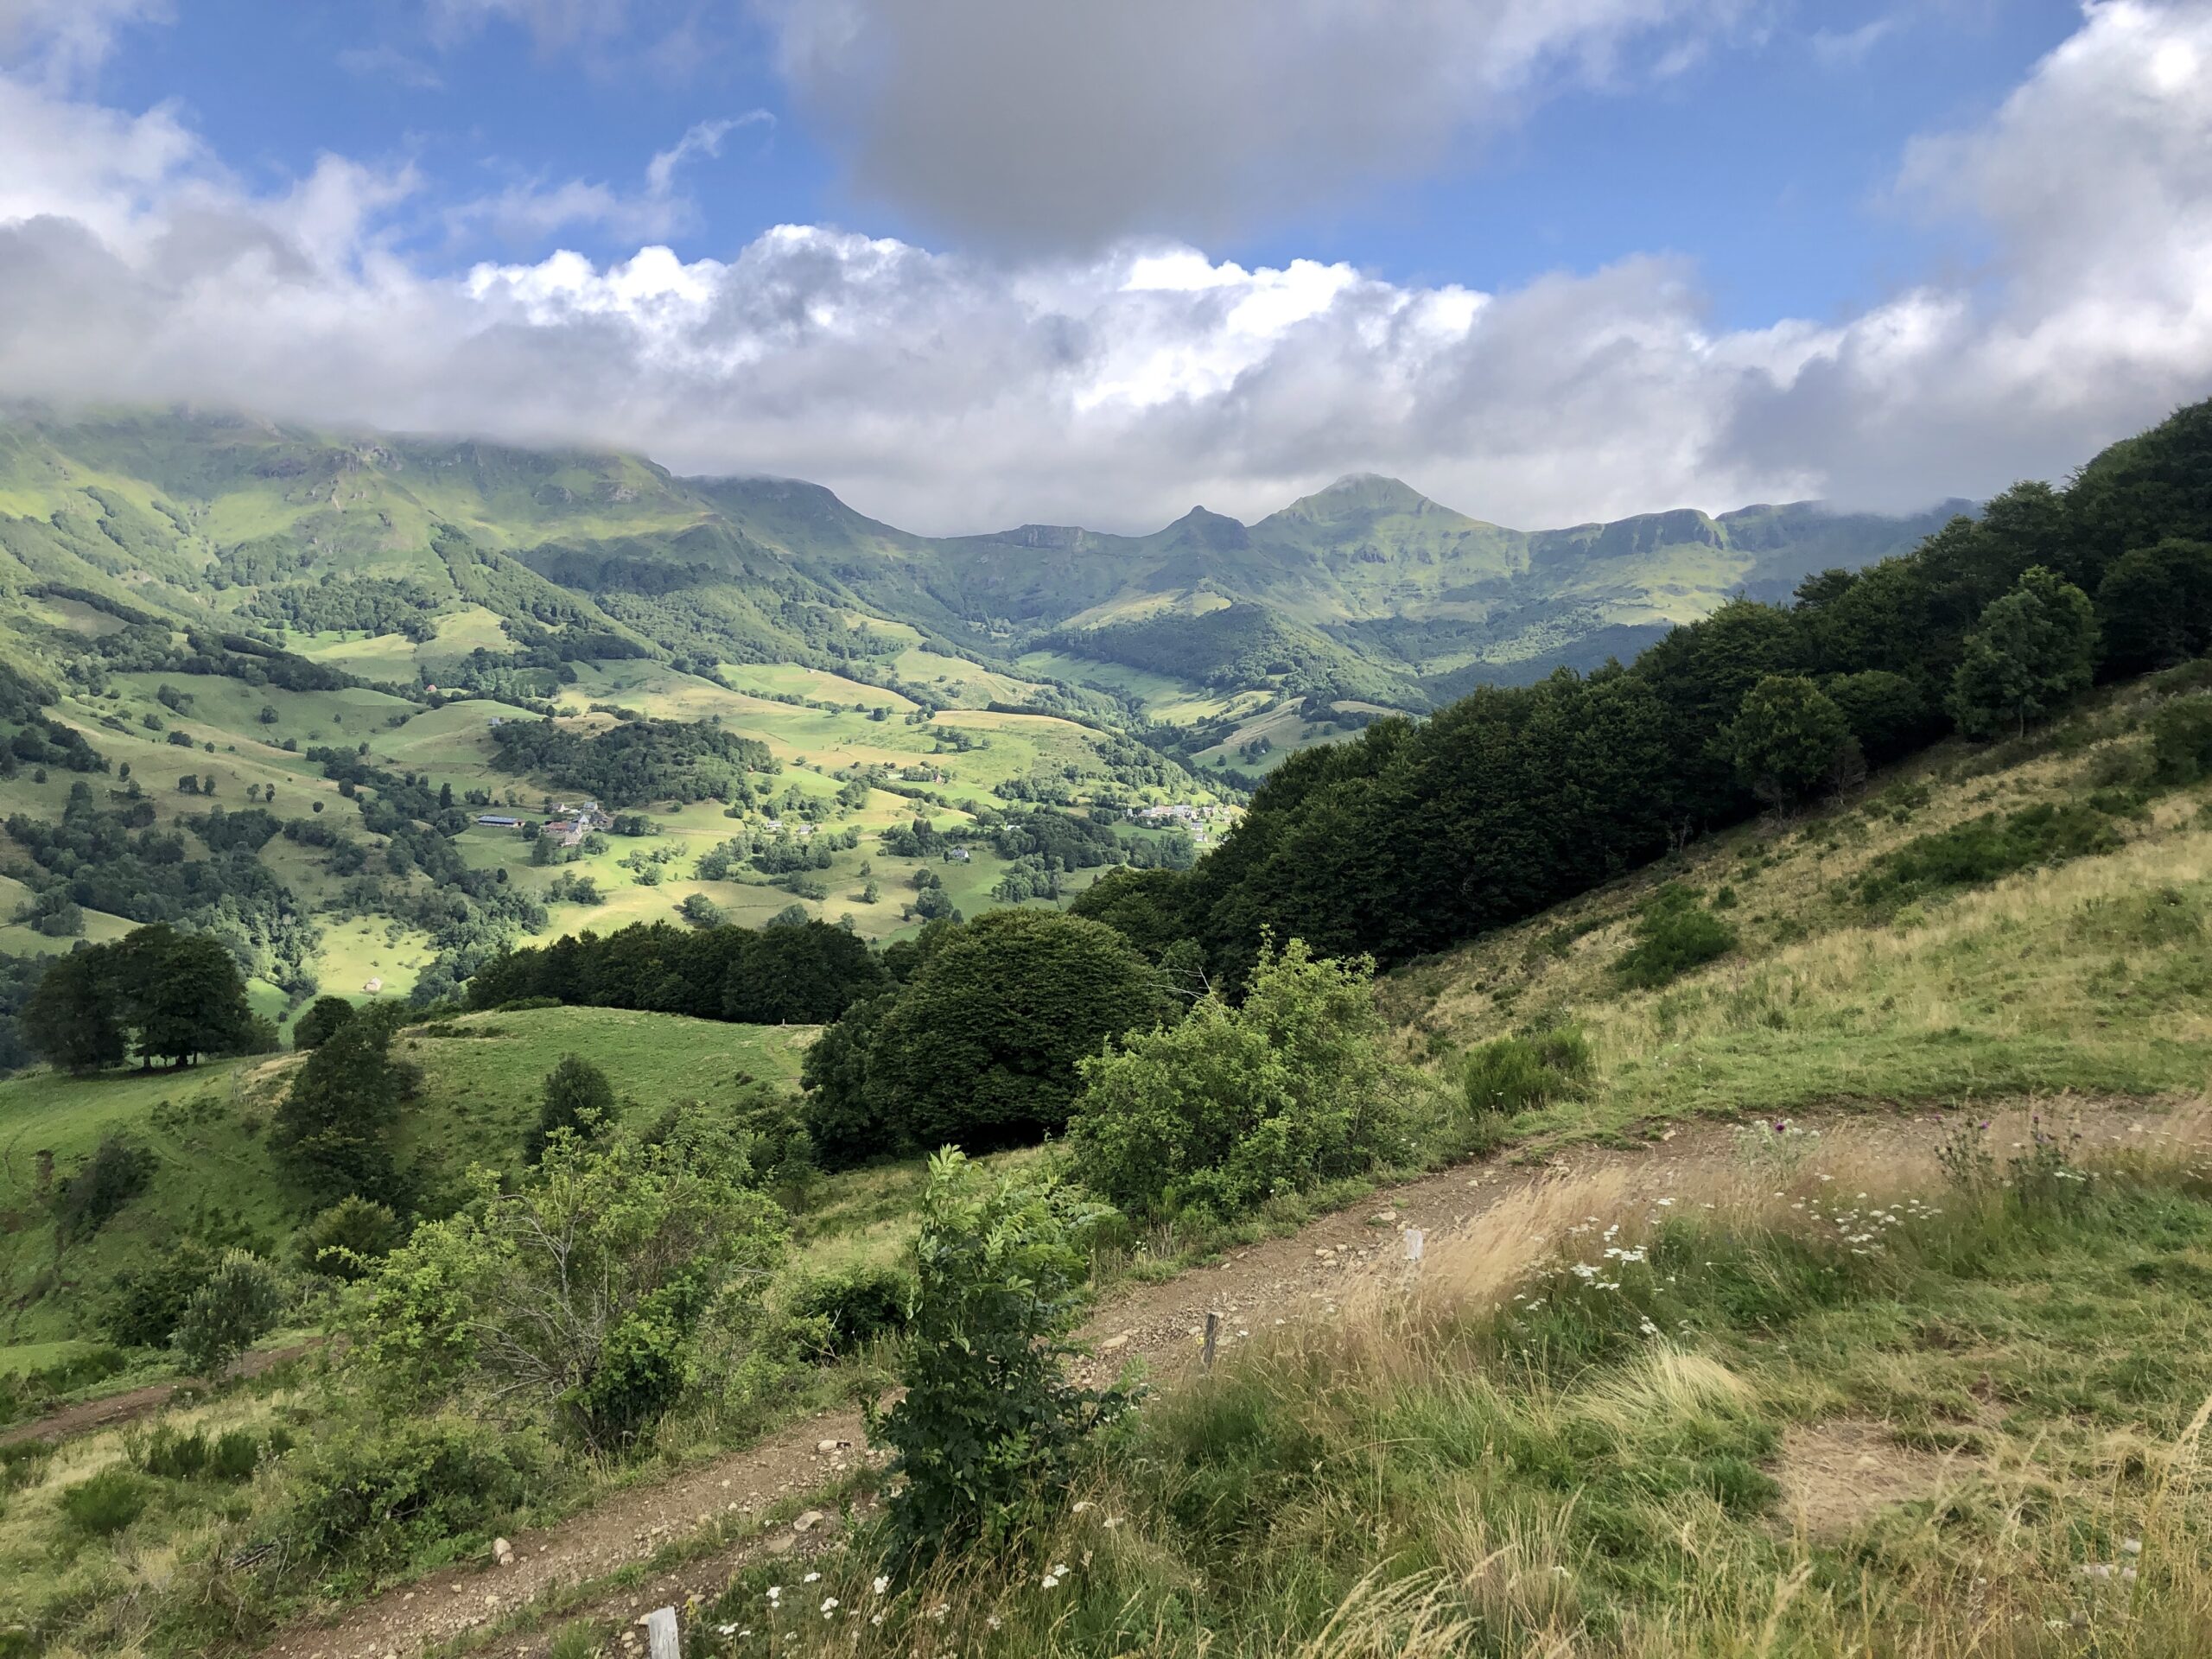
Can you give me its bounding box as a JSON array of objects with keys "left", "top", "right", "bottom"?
[
  {"left": 343, "top": 1112, "right": 786, "bottom": 1452},
  {"left": 58, "top": 1466, "right": 149, "bottom": 1537},
  {"left": 172, "top": 1251, "right": 285, "bottom": 1377},
  {"left": 1613, "top": 886, "right": 1737, "bottom": 989},
  {"left": 290, "top": 995, "right": 357, "bottom": 1052},
  {"left": 284, "top": 1417, "right": 542, "bottom": 1571},
  {"left": 297, "top": 1196, "right": 405, "bottom": 1280},
  {"left": 130, "top": 1424, "right": 209, "bottom": 1480},
  {"left": 207, "top": 1428, "right": 263, "bottom": 1482},
  {"left": 1859, "top": 802, "right": 2124, "bottom": 908},
  {"left": 870, "top": 1151, "right": 1129, "bottom": 1565},
  {"left": 1067, "top": 938, "right": 1409, "bottom": 1222},
  {"left": 1462, "top": 1026, "right": 1592, "bottom": 1115},
  {"left": 53, "top": 1135, "right": 159, "bottom": 1243},
  {"left": 2149, "top": 696, "right": 2212, "bottom": 784},
  {"left": 103, "top": 1244, "right": 220, "bottom": 1348},
  {"left": 0, "top": 1440, "right": 52, "bottom": 1496},
  {"left": 523, "top": 1055, "right": 616, "bottom": 1166},
  {"left": 787, "top": 1264, "right": 913, "bottom": 1353}
]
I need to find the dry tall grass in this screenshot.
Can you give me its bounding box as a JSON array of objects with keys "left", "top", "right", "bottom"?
[{"left": 717, "top": 1099, "right": 2212, "bottom": 1659}]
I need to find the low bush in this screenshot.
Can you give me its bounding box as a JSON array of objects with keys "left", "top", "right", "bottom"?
[
  {"left": 1067, "top": 937, "right": 1410, "bottom": 1223},
  {"left": 342, "top": 1111, "right": 787, "bottom": 1453},
  {"left": 787, "top": 1263, "right": 913, "bottom": 1353},
  {"left": 872, "top": 1152, "right": 1129, "bottom": 1564},
  {"left": 130, "top": 1424, "right": 210, "bottom": 1480},
  {"left": 53, "top": 1135, "right": 159, "bottom": 1243},
  {"left": 207, "top": 1427, "right": 264, "bottom": 1482},
  {"left": 284, "top": 1417, "right": 544, "bottom": 1572},
  {"left": 296, "top": 1197, "right": 404, "bottom": 1281},
  {"left": 1613, "top": 886, "right": 1737, "bottom": 989},
  {"left": 172, "top": 1251, "right": 286, "bottom": 1377},
  {"left": 2150, "top": 695, "right": 2212, "bottom": 784},
  {"left": 1461, "top": 1026, "right": 1592, "bottom": 1115},
  {"left": 523, "top": 1054, "right": 616, "bottom": 1166},
  {"left": 1858, "top": 801, "right": 2124, "bottom": 908},
  {"left": 0, "top": 1440, "right": 52, "bottom": 1495},
  {"left": 103, "top": 1245, "right": 220, "bottom": 1349},
  {"left": 58, "top": 1467, "right": 150, "bottom": 1537}
]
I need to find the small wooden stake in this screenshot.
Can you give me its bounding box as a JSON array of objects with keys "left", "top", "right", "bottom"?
[
  {"left": 645, "top": 1605, "right": 680, "bottom": 1659},
  {"left": 1201, "top": 1310, "right": 1220, "bottom": 1370}
]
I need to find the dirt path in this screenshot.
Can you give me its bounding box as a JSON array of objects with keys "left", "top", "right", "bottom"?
[
  {"left": 259, "top": 1100, "right": 2167, "bottom": 1659},
  {"left": 0, "top": 1341, "right": 317, "bottom": 1448}
]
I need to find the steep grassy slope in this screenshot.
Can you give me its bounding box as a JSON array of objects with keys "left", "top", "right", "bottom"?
[{"left": 1387, "top": 665, "right": 2212, "bottom": 1131}]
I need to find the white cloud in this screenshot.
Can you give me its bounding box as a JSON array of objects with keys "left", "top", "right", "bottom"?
[
  {"left": 336, "top": 45, "right": 446, "bottom": 92},
  {"left": 447, "top": 111, "right": 771, "bottom": 247},
  {"left": 645, "top": 113, "right": 771, "bottom": 198},
  {"left": 0, "top": 0, "right": 167, "bottom": 82},
  {"left": 1810, "top": 16, "right": 1899, "bottom": 66},
  {"left": 754, "top": 0, "right": 1757, "bottom": 249},
  {"left": 0, "top": 3, "right": 2206, "bottom": 538}
]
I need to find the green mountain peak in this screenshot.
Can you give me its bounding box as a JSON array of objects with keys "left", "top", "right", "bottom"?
[{"left": 1270, "top": 473, "right": 1460, "bottom": 526}]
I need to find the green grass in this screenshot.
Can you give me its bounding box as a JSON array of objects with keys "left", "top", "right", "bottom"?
[
  {"left": 697, "top": 1132, "right": 2212, "bottom": 1658},
  {"left": 390, "top": 1006, "right": 816, "bottom": 1181},
  {"left": 1013, "top": 650, "right": 1241, "bottom": 723},
  {"left": 0, "top": 1008, "right": 817, "bottom": 1349},
  {"left": 1389, "top": 687, "right": 2212, "bottom": 1141}
]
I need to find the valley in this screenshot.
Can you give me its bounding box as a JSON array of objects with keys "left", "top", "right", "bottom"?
[{"left": 0, "top": 398, "right": 2209, "bottom": 1659}]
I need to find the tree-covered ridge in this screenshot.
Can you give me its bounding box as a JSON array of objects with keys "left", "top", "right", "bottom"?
[
  {"left": 487, "top": 715, "right": 777, "bottom": 807},
  {"left": 467, "top": 915, "right": 887, "bottom": 1025},
  {"left": 1080, "top": 400, "right": 2212, "bottom": 981}
]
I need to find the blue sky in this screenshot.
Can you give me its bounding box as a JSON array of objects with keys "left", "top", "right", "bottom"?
[
  {"left": 0, "top": 1, "right": 2206, "bottom": 533},
  {"left": 105, "top": 1, "right": 2083, "bottom": 326}
]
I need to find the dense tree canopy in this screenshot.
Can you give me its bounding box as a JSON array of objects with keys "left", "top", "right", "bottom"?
[
  {"left": 1948, "top": 568, "right": 2100, "bottom": 739},
  {"left": 466, "top": 917, "right": 887, "bottom": 1026},
  {"left": 1729, "top": 675, "right": 1853, "bottom": 807},
  {"left": 1076, "top": 399, "right": 2212, "bottom": 982},
  {"left": 489, "top": 716, "right": 774, "bottom": 807},
  {"left": 803, "top": 908, "right": 1164, "bottom": 1164},
  {"left": 22, "top": 923, "right": 257, "bottom": 1072}
]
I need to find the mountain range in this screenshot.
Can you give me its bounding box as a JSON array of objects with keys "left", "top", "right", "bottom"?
[{"left": 0, "top": 407, "right": 1965, "bottom": 733}]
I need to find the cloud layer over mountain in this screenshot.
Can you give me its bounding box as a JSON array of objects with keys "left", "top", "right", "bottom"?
[{"left": 0, "top": 2, "right": 2205, "bottom": 535}]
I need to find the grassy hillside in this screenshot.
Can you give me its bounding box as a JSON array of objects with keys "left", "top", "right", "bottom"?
[
  {"left": 3, "top": 650, "right": 2209, "bottom": 1659},
  {"left": 1387, "top": 665, "right": 2212, "bottom": 1131},
  {"left": 0, "top": 1007, "right": 814, "bottom": 1357}
]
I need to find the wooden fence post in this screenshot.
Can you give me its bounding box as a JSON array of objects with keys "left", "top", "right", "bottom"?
[
  {"left": 645, "top": 1605, "right": 680, "bottom": 1659},
  {"left": 1201, "top": 1310, "right": 1220, "bottom": 1370}
]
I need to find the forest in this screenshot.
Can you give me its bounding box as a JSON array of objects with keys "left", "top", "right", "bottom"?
[
  {"left": 1087, "top": 400, "right": 2212, "bottom": 982},
  {"left": 488, "top": 715, "right": 778, "bottom": 806}
]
